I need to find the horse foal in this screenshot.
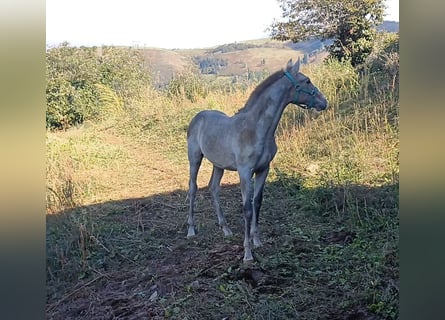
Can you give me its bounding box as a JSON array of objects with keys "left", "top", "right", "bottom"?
[{"left": 186, "top": 58, "right": 328, "bottom": 262}]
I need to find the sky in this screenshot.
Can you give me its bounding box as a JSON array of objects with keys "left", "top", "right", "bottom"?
[{"left": 46, "top": 0, "right": 399, "bottom": 49}]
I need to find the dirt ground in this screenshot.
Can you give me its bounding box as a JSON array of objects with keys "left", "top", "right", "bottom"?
[{"left": 47, "top": 180, "right": 398, "bottom": 319}]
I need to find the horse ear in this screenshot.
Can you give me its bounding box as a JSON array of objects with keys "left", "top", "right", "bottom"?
[
  {"left": 286, "top": 59, "right": 293, "bottom": 70},
  {"left": 292, "top": 57, "right": 300, "bottom": 73}
]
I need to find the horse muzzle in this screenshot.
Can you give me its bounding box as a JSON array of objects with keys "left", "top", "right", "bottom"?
[{"left": 313, "top": 97, "right": 328, "bottom": 111}]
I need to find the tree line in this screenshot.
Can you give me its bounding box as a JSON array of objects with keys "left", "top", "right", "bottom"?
[{"left": 193, "top": 56, "right": 228, "bottom": 74}]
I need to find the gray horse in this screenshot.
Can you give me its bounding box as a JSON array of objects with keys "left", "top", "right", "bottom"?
[{"left": 186, "top": 58, "right": 328, "bottom": 261}]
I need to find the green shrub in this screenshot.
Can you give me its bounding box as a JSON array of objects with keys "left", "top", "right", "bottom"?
[
  {"left": 362, "top": 32, "right": 399, "bottom": 96},
  {"left": 366, "top": 32, "right": 399, "bottom": 72},
  {"left": 46, "top": 43, "right": 150, "bottom": 130},
  {"left": 166, "top": 70, "right": 209, "bottom": 102}
]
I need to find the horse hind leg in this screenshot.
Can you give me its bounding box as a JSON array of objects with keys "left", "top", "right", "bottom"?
[
  {"left": 209, "top": 166, "right": 233, "bottom": 237},
  {"left": 187, "top": 150, "right": 202, "bottom": 238}
]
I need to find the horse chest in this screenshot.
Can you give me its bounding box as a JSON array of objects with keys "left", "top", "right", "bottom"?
[
  {"left": 235, "top": 138, "right": 276, "bottom": 171},
  {"left": 256, "top": 142, "right": 277, "bottom": 168}
]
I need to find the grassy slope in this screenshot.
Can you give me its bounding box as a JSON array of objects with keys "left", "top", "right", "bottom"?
[{"left": 46, "top": 60, "right": 399, "bottom": 319}]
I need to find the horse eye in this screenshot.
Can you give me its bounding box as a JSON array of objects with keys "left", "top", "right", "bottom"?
[{"left": 306, "top": 79, "right": 311, "bottom": 85}]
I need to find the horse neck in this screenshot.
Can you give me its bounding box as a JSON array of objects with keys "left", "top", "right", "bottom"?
[{"left": 241, "top": 79, "right": 290, "bottom": 138}]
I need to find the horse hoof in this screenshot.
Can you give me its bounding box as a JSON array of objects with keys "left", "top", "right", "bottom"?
[
  {"left": 253, "top": 238, "right": 262, "bottom": 248},
  {"left": 243, "top": 257, "right": 254, "bottom": 264},
  {"left": 243, "top": 251, "right": 254, "bottom": 262},
  {"left": 187, "top": 228, "right": 196, "bottom": 238},
  {"left": 223, "top": 228, "right": 233, "bottom": 237}
]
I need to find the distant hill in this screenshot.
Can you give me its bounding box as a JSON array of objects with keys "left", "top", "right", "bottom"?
[
  {"left": 140, "top": 48, "right": 192, "bottom": 87},
  {"left": 141, "top": 21, "right": 398, "bottom": 87},
  {"left": 378, "top": 21, "right": 399, "bottom": 33},
  {"left": 142, "top": 38, "right": 326, "bottom": 87}
]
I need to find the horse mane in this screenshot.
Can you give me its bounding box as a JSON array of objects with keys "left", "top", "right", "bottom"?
[{"left": 236, "top": 69, "right": 284, "bottom": 114}]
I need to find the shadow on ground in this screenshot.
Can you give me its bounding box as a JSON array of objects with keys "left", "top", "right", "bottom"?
[{"left": 46, "top": 177, "right": 398, "bottom": 320}]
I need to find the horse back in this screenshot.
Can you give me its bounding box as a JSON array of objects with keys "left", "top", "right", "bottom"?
[{"left": 187, "top": 110, "right": 229, "bottom": 139}]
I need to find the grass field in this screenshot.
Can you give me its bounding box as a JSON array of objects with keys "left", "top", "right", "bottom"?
[{"left": 46, "top": 59, "right": 399, "bottom": 319}]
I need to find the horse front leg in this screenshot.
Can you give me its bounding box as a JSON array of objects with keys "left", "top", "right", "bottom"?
[
  {"left": 251, "top": 165, "right": 270, "bottom": 248},
  {"left": 239, "top": 168, "right": 254, "bottom": 262}
]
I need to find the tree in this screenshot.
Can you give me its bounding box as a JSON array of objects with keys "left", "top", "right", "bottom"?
[{"left": 269, "top": 0, "right": 385, "bottom": 67}]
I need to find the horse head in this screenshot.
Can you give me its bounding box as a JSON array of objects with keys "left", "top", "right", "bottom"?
[{"left": 283, "top": 58, "right": 328, "bottom": 111}]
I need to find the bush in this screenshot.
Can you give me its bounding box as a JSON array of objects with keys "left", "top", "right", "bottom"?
[
  {"left": 367, "top": 32, "right": 399, "bottom": 89},
  {"left": 166, "top": 70, "right": 209, "bottom": 102},
  {"left": 358, "top": 32, "right": 399, "bottom": 99},
  {"left": 366, "top": 32, "right": 399, "bottom": 72},
  {"left": 46, "top": 43, "right": 150, "bottom": 130}
]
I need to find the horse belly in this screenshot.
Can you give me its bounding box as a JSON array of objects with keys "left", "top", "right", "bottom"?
[
  {"left": 202, "top": 144, "right": 237, "bottom": 170},
  {"left": 199, "top": 132, "right": 237, "bottom": 170}
]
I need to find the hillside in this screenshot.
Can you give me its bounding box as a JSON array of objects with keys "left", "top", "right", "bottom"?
[
  {"left": 142, "top": 20, "right": 398, "bottom": 87},
  {"left": 140, "top": 48, "right": 193, "bottom": 88},
  {"left": 378, "top": 21, "right": 399, "bottom": 33},
  {"left": 142, "top": 38, "right": 328, "bottom": 87}
]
